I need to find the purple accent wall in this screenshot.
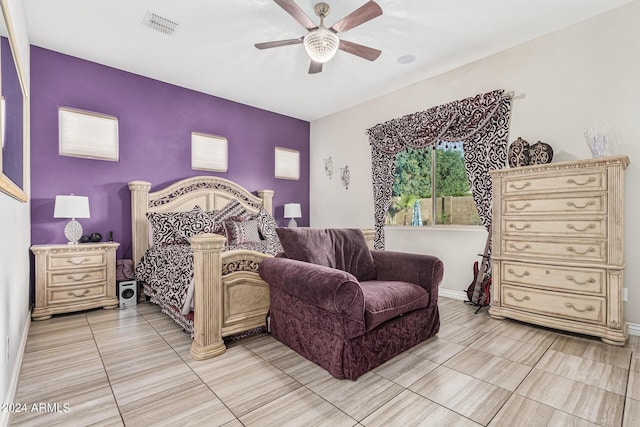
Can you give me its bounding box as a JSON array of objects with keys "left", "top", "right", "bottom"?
[{"left": 30, "top": 46, "right": 310, "bottom": 259}]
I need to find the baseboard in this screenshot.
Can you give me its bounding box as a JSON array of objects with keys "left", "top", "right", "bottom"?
[
  {"left": 439, "top": 288, "right": 640, "bottom": 338},
  {"left": 1, "top": 313, "right": 30, "bottom": 427}
]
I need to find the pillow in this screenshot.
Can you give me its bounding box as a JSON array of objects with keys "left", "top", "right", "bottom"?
[
  {"left": 328, "top": 229, "right": 376, "bottom": 282},
  {"left": 224, "top": 219, "right": 262, "bottom": 244},
  {"left": 276, "top": 228, "right": 335, "bottom": 268},
  {"left": 146, "top": 206, "right": 214, "bottom": 245},
  {"left": 210, "top": 200, "right": 252, "bottom": 234},
  {"left": 254, "top": 207, "right": 278, "bottom": 241}
]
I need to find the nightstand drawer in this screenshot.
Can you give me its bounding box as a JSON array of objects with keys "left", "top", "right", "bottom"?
[
  {"left": 49, "top": 268, "right": 106, "bottom": 287},
  {"left": 502, "top": 284, "right": 605, "bottom": 325},
  {"left": 48, "top": 283, "right": 107, "bottom": 304},
  {"left": 502, "top": 261, "right": 605, "bottom": 295},
  {"left": 48, "top": 252, "right": 106, "bottom": 270}
]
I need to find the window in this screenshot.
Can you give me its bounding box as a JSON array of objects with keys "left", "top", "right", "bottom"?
[{"left": 386, "top": 143, "right": 481, "bottom": 226}]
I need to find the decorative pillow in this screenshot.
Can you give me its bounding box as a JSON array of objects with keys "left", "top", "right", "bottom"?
[
  {"left": 224, "top": 219, "right": 262, "bottom": 244},
  {"left": 328, "top": 229, "right": 376, "bottom": 282},
  {"left": 254, "top": 208, "right": 278, "bottom": 241},
  {"left": 146, "top": 206, "right": 214, "bottom": 245},
  {"left": 276, "top": 228, "right": 335, "bottom": 268},
  {"left": 210, "top": 200, "right": 252, "bottom": 234}
]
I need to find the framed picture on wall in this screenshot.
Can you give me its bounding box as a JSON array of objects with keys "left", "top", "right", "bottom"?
[
  {"left": 191, "top": 132, "right": 228, "bottom": 172},
  {"left": 59, "top": 107, "right": 119, "bottom": 161},
  {"left": 275, "top": 147, "right": 299, "bottom": 180}
]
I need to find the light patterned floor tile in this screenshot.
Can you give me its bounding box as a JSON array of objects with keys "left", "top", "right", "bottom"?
[
  {"left": 307, "top": 372, "right": 404, "bottom": 421},
  {"left": 444, "top": 347, "right": 531, "bottom": 391},
  {"left": 243, "top": 334, "right": 298, "bottom": 362},
  {"left": 121, "top": 383, "right": 235, "bottom": 427},
  {"left": 628, "top": 370, "right": 640, "bottom": 401},
  {"left": 409, "top": 365, "right": 511, "bottom": 425},
  {"left": 490, "top": 320, "right": 558, "bottom": 347},
  {"left": 374, "top": 351, "right": 439, "bottom": 388},
  {"left": 207, "top": 361, "right": 302, "bottom": 417},
  {"left": 550, "top": 335, "right": 632, "bottom": 369},
  {"left": 632, "top": 353, "right": 640, "bottom": 373},
  {"left": 489, "top": 394, "right": 599, "bottom": 427},
  {"left": 408, "top": 335, "right": 466, "bottom": 364},
  {"left": 437, "top": 323, "right": 486, "bottom": 347},
  {"left": 515, "top": 369, "right": 624, "bottom": 426},
  {"left": 239, "top": 386, "right": 356, "bottom": 427},
  {"left": 269, "top": 350, "right": 331, "bottom": 385},
  {"left": 469, "top": 331, "right": 547, "bottom": 366},
  {"left": 623, "top": 398, "right": 640, "bottom": 427},
  {"left": 188, "top": 344, "right": 265, "bottom": 383},
  {"left": 362, "top": 389, "right": 480, "bottom": 427},
  {"left": 536, "top": 349, "right": 628, "bottom": 395}
]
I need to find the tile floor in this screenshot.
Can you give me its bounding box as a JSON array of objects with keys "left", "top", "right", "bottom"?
[{"left": 8, "top": 297, "right": 640, "bottom": 426}]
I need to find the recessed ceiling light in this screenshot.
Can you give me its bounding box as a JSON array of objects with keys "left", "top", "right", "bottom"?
[{"left": 397, "top": 54, "right": 416, "bottom": 64}]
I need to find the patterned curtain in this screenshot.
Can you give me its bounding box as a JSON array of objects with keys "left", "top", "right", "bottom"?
[{"left": 366, "top": 89, "right": 512, "bottom": 249}]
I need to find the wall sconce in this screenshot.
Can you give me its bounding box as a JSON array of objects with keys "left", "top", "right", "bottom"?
[
  {"left": 340, "top": 165, "right": 350, "bottom": 190},
  {"left": 284, "top": 203, "right": 302, "bottom": 227},
  {"left": 54, "top": 194, "right": 90, "bottom": 244},
  {"left": 324, "top": 156, "right": 334, "bottom": 180}
]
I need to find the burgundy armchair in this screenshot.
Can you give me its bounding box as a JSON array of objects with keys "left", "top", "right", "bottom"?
[{"left": 259, "top": 228, "right": 443, "bottom": 380}]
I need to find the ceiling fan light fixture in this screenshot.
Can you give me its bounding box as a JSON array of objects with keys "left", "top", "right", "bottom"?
[{"left": 303, "top": 27, "right": 339, "bottom": 63}]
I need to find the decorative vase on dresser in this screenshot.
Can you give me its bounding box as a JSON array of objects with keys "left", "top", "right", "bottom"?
[
  {"left": 488, "top": 156, "right": 629, "bottom": 345},
  {"left": 31, "top": 242, "right": 120, "bottom": 320}
]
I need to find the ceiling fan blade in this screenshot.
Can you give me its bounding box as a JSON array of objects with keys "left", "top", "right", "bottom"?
[
  {"left": 330, "top": 1, "right": 383, "bottom": 33},
  {"left": 274, "top": 0, "right": 317, "bottom": 31},
  {"left": 308, "top": 61, "right": 323, "bottom": 74},
  {"left": 338, "top": 39, "right": 381, "bottom": 61},
  {"left": 255, "top": 37, "right": 303, "bottom": 49}
]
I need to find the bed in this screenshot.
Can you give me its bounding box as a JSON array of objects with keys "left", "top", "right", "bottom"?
[{"left": 128, "top": 176, "right": 277, "bottom": 360}]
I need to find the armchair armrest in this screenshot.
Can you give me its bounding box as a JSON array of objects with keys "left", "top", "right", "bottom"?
[
  {"left": 259, "top": 257, "right": 364, "bottom": 316},
  {"left": 371, "top": 250, "right": 443, "bottom": 304}
]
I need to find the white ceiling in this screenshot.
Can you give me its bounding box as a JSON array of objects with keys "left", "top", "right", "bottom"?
[{"left": 24, "top": 0, "right": 634, "bottom": 121}]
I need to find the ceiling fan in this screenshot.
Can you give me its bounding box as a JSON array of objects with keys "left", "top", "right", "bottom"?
[{"left": 255, "top": 0, "right": 383, "bottom": 74}]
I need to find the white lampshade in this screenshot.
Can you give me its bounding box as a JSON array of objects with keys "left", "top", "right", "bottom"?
[
  {"left": 284, "top": 203, "right": 301, "bottom": 228},
  {"left": 54, "top": 195, "right": 90, "bottom": 219},
  {"left": 303, "top": 27, "right": 339, "bottom": 63},
  {"left": 54, "top": 195, "right": 90, "bottom": 244}
]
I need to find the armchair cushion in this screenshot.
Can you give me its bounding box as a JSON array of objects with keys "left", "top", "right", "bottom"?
[
  {"left": 360, "top": 280, "right": 430, "bottom": 332},
  {"left": 276, "top": 227, "right": 376, "bottom": 282}
]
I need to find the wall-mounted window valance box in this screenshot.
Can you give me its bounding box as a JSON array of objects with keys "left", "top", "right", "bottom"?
[
  {"left": 275, "top": 147, "right": 299, "bottom": 180},
  {"left": 59, "top": 107, "right": 119, "bottom": 161},
  {"left": 191, "top": 132, "right": 228, "bottom": 172}
]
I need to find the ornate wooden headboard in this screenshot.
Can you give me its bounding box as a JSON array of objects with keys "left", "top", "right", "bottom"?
[{"left": 128, "top": 176, "right": 274, "bottom": 265}]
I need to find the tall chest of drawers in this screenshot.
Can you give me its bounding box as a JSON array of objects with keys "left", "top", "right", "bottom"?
[
  {"left": 488, "top": 156, "right": 629, "bottom": 345},
  {"left": 31, "top": 242, "right": 120, "bottom": 320}
]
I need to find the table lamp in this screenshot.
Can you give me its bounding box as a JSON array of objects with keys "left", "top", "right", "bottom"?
[
  {"left": 284, "top": 203, "right": 301, "bottom": 228},
  {"left": 54, "top": 194, "right": 90, "bottom": 244}
]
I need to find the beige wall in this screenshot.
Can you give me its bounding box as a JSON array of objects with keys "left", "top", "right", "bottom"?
[
  {"left": 0, "top": 0, "right": 30, "bottom": 424},
  {"left": 310, "top": 2, "right": 640, "bottom": 325}
]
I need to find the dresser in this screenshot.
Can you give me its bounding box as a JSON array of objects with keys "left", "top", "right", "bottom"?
[
  {"left": 31, "top": 242, "right": 120, "bottom": 320},
  {"left": 488, "top": 156, "right": 628, "bottom": 345}
]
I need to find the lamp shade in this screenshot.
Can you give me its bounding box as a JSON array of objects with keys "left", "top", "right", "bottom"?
[
  {"left": 284, "top": 203, "right": 302, "bottom": 219},
  {"left": 54, "top": 195, "right": 90, "bottom": 219}
]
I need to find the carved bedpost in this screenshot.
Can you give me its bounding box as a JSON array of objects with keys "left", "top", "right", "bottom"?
[
  {"left": 128, "top": 180, "right": 152, "bottom": 266},
  {"left": 190, "top": 233, "right": 227, "bottom": 360},
  {"left": 257, "top": 189, "right": 274, "bottom": 215}
]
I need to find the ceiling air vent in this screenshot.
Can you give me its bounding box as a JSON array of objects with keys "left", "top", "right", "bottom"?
[{"left": 142, "top": 11, "right": 179, "bottom": 36}]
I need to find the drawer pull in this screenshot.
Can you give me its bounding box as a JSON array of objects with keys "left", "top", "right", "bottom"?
[
  {"left": 67, "top": 289, "right": 90, "bottom": 298},
  {"left": 567, "top": 224, "right": 596, "bottom": 232},
  {"left": 507, "top": 292, "right": 530, "bottom": 302},
  {"left": 509, "top": 203, "right": 531, "bottom": 211},
  {"left": 566, "top": 276, "right": 596, "bottom": 285},
  {"left": 567, "top": 247, "right": 595, "bottom": 255},
  {"left": 509, "top": 243, "right": 531, "bottom": 251},
  {"left": 565, "top": 302, "right": 595, "bottom": 313},
  {"left": 567, "top": 201, "right": 595, "bottom": 209},
  {"left": 508, "top": 268, "right": 530, "bottom": 278},
  {"left": 508, "top": 182, "right": 531, "bottom": 190},
  {"left": 509, "top": 223, "right": 531, "bottom": 231},
  {"left": 567, "top": 177, "right": 596, "bottom": 186},
  {"left": 68, "top": 257, "right": 91, "bottom": 265},
  {"left": 67, "top": 273, "right": 90, "bottom": 281}
]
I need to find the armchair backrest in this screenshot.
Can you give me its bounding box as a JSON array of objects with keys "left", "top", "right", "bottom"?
[{"left": 276, "top": 228, "right": 376, "bottom": 282}]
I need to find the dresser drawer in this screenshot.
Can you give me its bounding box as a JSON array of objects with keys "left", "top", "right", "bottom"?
[
  {"left": 48, "top": 283, "right": 107, "bottom": 305},
  {"left": 501, "top": 262, "right": 605, "bottom": 295},
  {"left": 503, "top": 217, "right": 606, "bottom": 238},
  {"left": 48, "top": 252, "right": 106, "bottom": 270},
  {"left": 503, "top": 169, "right": 606, "bottom": 195},
  {"left": 502, "top": 238, "right": 606, "bottom": 263},
  {"left": 504, "top": 194, "right": 606, "bottom": 216},
  {"left": 502, "top": 284, "right": 605, "bottom": 325},
  {"left": 48, "top": 268, "right": 107, "bottom": 287}
]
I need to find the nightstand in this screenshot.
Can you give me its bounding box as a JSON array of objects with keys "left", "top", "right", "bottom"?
[{"left": 31, "top": 242, "right": 120, "bottom": 320}]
